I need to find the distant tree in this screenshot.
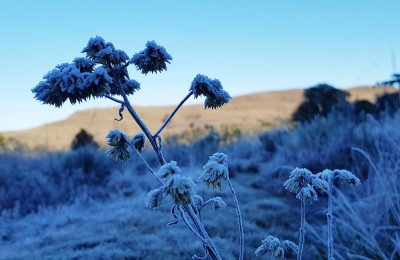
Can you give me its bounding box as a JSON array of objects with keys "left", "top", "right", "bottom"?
[
  {"left": 292, "top": 83, "right": 350, "bottom": 123},
  {"left": 0, "top": 133, "right": 5, "bottom": 150},
  {"left": 71, "top": 129, "right": 99, "bottom": 150},
  {"left": 378, "top": 73, "right": 400, "bottom": 88},
  {"left": 353, "top": 100, "right": 377, "bottom": 116}
]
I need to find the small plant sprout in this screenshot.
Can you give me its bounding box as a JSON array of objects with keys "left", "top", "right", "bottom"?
[
  {"left": 283, "top": 167, "right": 329, "bottom": 260},
  {"left": 255, "top": 235, "right": 298, "bottom": 260},
  {"left": 199, "top": 152, "right": 245, "bottom": 260},
  {"left": 33, "top": 36, "right": 233, "bottom": 260},
  {"left": 317, "top": 169, "right": 361, "bottom": 260}
]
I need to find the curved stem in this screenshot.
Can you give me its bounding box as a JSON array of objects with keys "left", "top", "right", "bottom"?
[
  {"left": 227, "top": 178, "right": 244, "bottom": 260},
  {"left": 154, "top": 91, "right": 193, "bottom": 137},
  {"left": 185, "top": 205, "right": 222, "bottom": 260}
]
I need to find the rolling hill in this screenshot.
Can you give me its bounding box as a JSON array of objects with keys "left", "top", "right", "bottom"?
[{"left": 2, "top": 86, "right": 396, "bottom": 150}]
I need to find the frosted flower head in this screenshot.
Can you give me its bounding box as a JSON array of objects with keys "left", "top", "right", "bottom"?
[
  {"left": 157, "top": 161, "right": 181, "bottom": 179},
  {"left": 73, "top": 57, "right": 96, "bottom": 73},
  {"left": 280, "top": 240, "right": 298, "bottom": 256},
  {"left": 311, "top": 175, "right": 329, "bottom": 194},
  {"left": 199, "top": 153, "right": 229, "bottom": 189},
  {"left": 162, "top": 175, "right": 195, "bottom": 205},
  {"left": 255, "top": 236, "right": 298, "bottom": 259},
  {"left": 209, "top": 196, "right": 227, "bottom": 211},
  {"left": 82, "top": 36, "right": 106, "bottom": 60},
  {"left": 332, "top": 169, "right": 361, "bottom": 185},
  {"left": 130, "top": 41, "right": 172, "bottom": 74},
  {"left": 32, "top": 63, "right": 111, "bottom": 107},
  {"left": 192, "top": 195, "right": 204, "bottom": 210},
  {"left": 296, "top": 184, "right": 318, "bottom": 203},
  {"left": 131, "top": 133, "right": 146, "bottom": 152},
  {"left": 145, "top": 188, "right": 164, "bottom": 209},
  {"left": 190, "top": 74, "right": 231, "bottom": 109},
  {"left": 105, "top": 129, "right": 131, "bottom": 162},
  {"left": 283, "top": 167, "right": 313, "bottom": 194},
  {"left": 316, "top": 169, "right": 333, "bottom": 182}
]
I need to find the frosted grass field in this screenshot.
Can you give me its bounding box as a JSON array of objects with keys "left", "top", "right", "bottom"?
[{"left": 0, "top": 108, "right": 399, "bottom": 259}]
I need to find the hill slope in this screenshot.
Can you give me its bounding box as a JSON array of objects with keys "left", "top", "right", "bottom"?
[{"left": 2, "top": 86, "right": 395, "bottom": 150}]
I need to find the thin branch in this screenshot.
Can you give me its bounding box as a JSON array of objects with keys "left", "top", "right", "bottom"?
[
  {"left": 227, "top": 178, "right": 244, "bottom": 260},
  {"left": 104, "top": 94, "right": 126, "bottom": 105},
  {"left": 154, "top": 91, "right": 193, "bottom": 137},
  {"left": 177, "top": 206, "right": 207, "bottom": 244}
]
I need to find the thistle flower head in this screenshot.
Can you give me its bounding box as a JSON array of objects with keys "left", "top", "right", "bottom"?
[
  {"left": 255, "top": 235, "right": 287, "bottom": 259},
  {"left": 283, "top": 167, "right": 313, "bottom": 194},
  {"left": 105, "top": 129, "right": 131, "bottom": 162},
  {"left": 332, "top": 169, "right": 361, "bottom": 185},
  {"left": 316, "top": 169, "right": 333, "bottom": 182},
  {"left": 82, "top": 36, "right": 129, "bottom": 65},
  {"left": 190, "top": 74, "right": 231, "bottom": 110},
  {"left": 131, "top": 133, "right": 146, "bottom": 152},
  {"left": 130, "top": 41, "right": 172, "bottom": 74},
  {"left": 162, "top": 175, "right": 195, "bottom": 205},
  {"left": 82, "top": 36, "right": 106, "bottom": 60},
  {"left": 145, "top": 188, "right": 164, "bottom": 209},
  {"left": 156, "top": 161, "right": 181, "bottom": 179},
  {"left": 199, "top": 153, "right": 229, "bottom": 189},
  {"left": 73, "top": 57, "right": 96, "bottom": 73}
]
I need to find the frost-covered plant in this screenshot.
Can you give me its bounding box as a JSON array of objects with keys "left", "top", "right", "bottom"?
[
  {"left": 32, "top": 36, "right": 233, "bottom": 260},
  {"left": 255, "top": 235, "right": 298, "bottom": 260},
  {"left": 283, "top": 167, "right": 328, "bottom": 260},
  {"left": 317, "top": 169, "right": 361, "bottom": 260}
]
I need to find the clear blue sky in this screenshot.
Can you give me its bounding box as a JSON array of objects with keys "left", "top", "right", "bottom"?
[{"left": 1, "top": 1, "right": 399, "bottom": 131}]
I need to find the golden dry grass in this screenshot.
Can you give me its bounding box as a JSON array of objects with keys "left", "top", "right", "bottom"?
[{"left": 2, "top": 86, "right": 396, "bottom": 150}]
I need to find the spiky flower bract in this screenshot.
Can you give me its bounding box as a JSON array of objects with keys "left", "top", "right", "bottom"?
[
  {"left": 162, "top": 175, "right": 195, "bottom": 205},
  {"left": 156, "top": 161, "right": 181, "bottom": 180},
  {"left": 199, "top": 152, "right": 229, "bottom": 189},
  {"left": 130, "top": 41, "right": 172, "bottom": 74},
  {"left": 105, "top": 129, "right": 131, "bottom": 162},
  {"left": 131, "top": 133, "right": 146, "bottom": 152},
  {"left": 145, "top": 188, "right": 164, "bottom": 209},
  {"left": 190, "top": 74, "right": 231, "bottom": 109}
]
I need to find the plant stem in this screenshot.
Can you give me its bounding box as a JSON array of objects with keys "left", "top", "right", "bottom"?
[
  {"left": 327, "top": 176, "right": 334, "bottom": 260},
  {"left": 227, "top": 178, "right": 244, "bottom": 260},
  {"left": 104, "top": 94, "right": 125, "bottom": 104},
  {"left": 298, "top": 196, "right": 306, "bottom": 260},
  {"left": 154, "top": 91, "right": 193, "bottom": 137}
]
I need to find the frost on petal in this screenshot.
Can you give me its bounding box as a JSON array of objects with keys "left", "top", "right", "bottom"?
[
  {"left": 131, "top": 133, "right": 146, "bottom": 152},
  {"left": 105, "top": 129, "right": 131, "bottom": 162},
  {"left": 283, "top": 167, "right": 313, "bottom": 194},
  {"left": 281, "top": 240, "right": 298, "bottom": 256},
  {"left": 255, "top": 236, "right": 281, "bottom": 257},
  {"left": 200, "top": 160, "right": 229, "bottom": 190},
  {"left": 32, "top": 62, "right": 110, "bottom": 107},
  {"left": 190, "top": 75, "right": 231, "bottom": 110},
  {"left": 162, "top": 175, "right": 195, "bottom": 205},
  {"left": 317, "top": 169, "right": 333, "bottom": 182},
  {"left": 145, "top": 188, "right": 164, "bottom": 209},
  {"left": 332, "top": 169, "right": 361, "bottom": 185},
  {"left": 209, "top": 196, "right": 227, "bottom": 210},
  {"left": 311, "top": 175, "right": 329, "bottom": 194},
  {"left": 296, "top": 184, "right": 318, "bottom": 203},
  {"left": 106, "top": 129, "right": 129, "bottom": 146},
  {"left": 130, "top": 41, "right": 172, "bottom": 74},
  {"left": 157, "top": 161, "right": 181, "bottom": 179},
  {"left": 82, "top": 36, "right": 106, "bottom": 60}
]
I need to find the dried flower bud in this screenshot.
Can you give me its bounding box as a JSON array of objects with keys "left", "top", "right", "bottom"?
[
  {"left": 296, "top": 184, "right": 318, "bottom": 203},
  {"left": 145, "top": 188, "right": 164, "bottom": 209},
  {"left": 283, "top": 167, "right": 313, "bottom": 194},
  {"left": 131, "top": 133, "right": 146, "bottom": 152},
  {"left": 157, "top": 161, "right": 181, "bottom": 180},
  {"left": 130, "top": 41, "right": 172, "bottom": 74},
  {"left": 163, "top": 175, "right": 195, "bottom": 205},
  {"left": 209, "top": 197, "right": 227, "bottom": 211},
  {"left": 332, "top": 169, "right": 361, "bottom": 185}
]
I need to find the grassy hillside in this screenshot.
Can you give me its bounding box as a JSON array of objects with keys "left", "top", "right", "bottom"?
[{"left": 2, "top": 86, "right": 396, "bottom": 150}]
